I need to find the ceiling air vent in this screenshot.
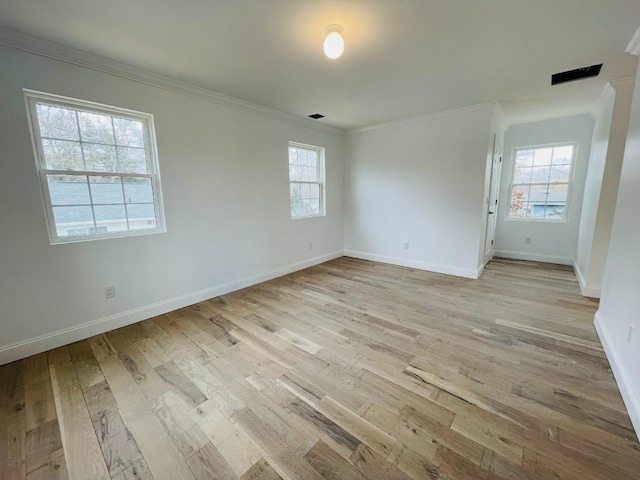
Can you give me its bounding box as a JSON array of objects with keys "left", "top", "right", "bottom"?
[
  {"left": 308, "top": 113, "right": 325, "bottom": 119},
  {"left": 552, "top": 64, "right": 603, "bottom": 85}
]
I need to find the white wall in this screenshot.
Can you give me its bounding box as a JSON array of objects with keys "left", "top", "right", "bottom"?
[
  {"left": 576, "top": 79, "right": 634, "bottom": 298},
  {"left": 576, "top": 86, "right": 615, "bottom": 290},
  {"left": 0, "top": 45, "right": 345, "bottom": 364},
  {"left": 494, "top": 115, "right": 594, "bottom": 265},
  {"left": 596, "top": 58, "right": 640, "bottom": 438},
  {"left": 343, "top": 104, "right": 496, "bottom": 279}
]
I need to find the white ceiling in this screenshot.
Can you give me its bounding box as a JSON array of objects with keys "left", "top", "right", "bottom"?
[{"left": 1, "top": 0, "right": 640, "bottom": 129}]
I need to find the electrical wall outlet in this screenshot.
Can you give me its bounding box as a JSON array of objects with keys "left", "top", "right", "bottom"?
[
  {"left": 628, "top": 324, "right": 636, "bottom": 344},
  {"left": 525, "top": 237, "right": 532, "bottom": 245},
  {"left": 309, "top": 242, "right": 313, "bottom": 250},
  {"left": 104, "top": 285, "right": 116, "bottom": 299},
  {"left": 404, "top": 242, "right": 409, "bottom": 250}
]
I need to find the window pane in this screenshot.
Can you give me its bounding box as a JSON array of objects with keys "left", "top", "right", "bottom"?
[
  {"left": 290, "top": 182, "right": 304, "bottom": 217},
  {"left": 510, "top": 143, "right": 573, "bottom": 222},
  {"left": 533, "top": 148, "right": 553, "bottom": 166},
  {"left": 94, "top": 205, "right": 128, "bottom": 233},
  {"left": 511, "top": 185, "right": 530, "bottom": 203},
  {"left": 549, "top": 164, "right": 571, "bottom": 183},
  {"left": 544, "top": 203, "right": 566, "bottom": 219},
  {"left": 289, "top": 164, "right": 299, "bottom": 181},
  {"left": 515, "top": 150, "right": 534, "bottom": 168},
  {"left": 127, "top": 204, "right": 157, "bottom": 230},
  {"left": 531, "top": 166, "right": 550, "bottom": 183},
  {"left": 289, "top": 145, "right": 323, "bottom": 218},
  {"left": 290, "top": 183, "right": 301, "bottom": 201},
  {"left": 48, "top": 175, "right": 90, "bottom": 206},
  {"left": 117, "top": 147, "right": 148, "bottom": 174},
  {"left": 529, "top": 184, "right": 548, "bottom": 205},
  {"left": 52, "top": 206, "right": 94, "bottom": 236},
  {"left": 42, "top": 139, "right": 84, "bottom": 171},
  {"left": 290, "top": 164, "right": 319, "bottom": 181},
  {"left": 510, "top": 186, "right": 529, "bottom": 218},
  {"left": 36, "top": 104, "right": 79, "bottom": 141},
  {"left": 90, "top": 176, "right": 124, "bottom": 204},
  {"left": 30, "top": 94, "right": 164, "bottom": 242},
  {"left": 78, "top": 111, "right": 115, "bottom": 145},
  {"left": 300, "top": 198, "right": 311, "bottom": 216},
  {"left": 532, "top": 203, "right": 547, "bottom": 219},
  {"left": 291, "top": 199, "right": 301, "bottom": 217},
  {"left": 552, "top": 146, "right": 573, "bottom": 165},
  {"left": 299, "top": 166, "right": 314, "bottom": 181},
  {"left": 309, "top": 198, "right": 320, "bottom": 215},
  {"left": 297, "top": 149, "right": 308, "bottom": 166},
  {"left": 84, "top": 143, "right": 118, "bottom": 172},
  {"left": 513, "top": 167, "right": 531, "bottom": 185},
  {"left": 548, "top": 183, "right": 569, "bottom": 203},
  {"left": 510, "top": 200, "right": 529, "bottom": 218},
  {"left": 114, "top": 117, "right": 145, "bottom": 148},
  {"left": 308, "top": 150, "right": 318, "bottom": 168},
  {"left": 124, "top": 177, "right": 153, "bottom": 204}
]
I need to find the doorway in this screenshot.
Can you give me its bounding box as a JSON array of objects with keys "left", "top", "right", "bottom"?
[{"left": 484, "top": 137, "right": 503, "bottom": 265}]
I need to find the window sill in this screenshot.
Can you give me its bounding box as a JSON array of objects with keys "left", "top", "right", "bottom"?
[
  {"left": 504, "top": 217, "right": 568, "bottom": 224},
  {"left": 49, "top": 227, "right": 167, "bottom": 245},
  {"left": 291, "top": 214, "right": 326, "bottom": 220}
]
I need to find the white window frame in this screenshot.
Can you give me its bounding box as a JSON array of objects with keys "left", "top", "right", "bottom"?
[
  {"left": 506, "top": 142, "right": 577, "bottom": 223},
  {"left": 288, "top": 142, "right": 326, "bottom": 219},
  {"left": 24, "top": 90, "right": 166, "bottom": 244}
]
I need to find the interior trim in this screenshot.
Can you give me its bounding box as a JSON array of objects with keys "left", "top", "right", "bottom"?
[
  {"left": 595, "top": 310, "right": 640, "bottom": 440},
  {"left": 0, "top": 250, "right": 344, "bottom": 365}
]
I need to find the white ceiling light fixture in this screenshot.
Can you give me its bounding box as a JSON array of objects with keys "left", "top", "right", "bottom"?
[{"left": 323, "top": 24, "right": 344, "bottom": 59}]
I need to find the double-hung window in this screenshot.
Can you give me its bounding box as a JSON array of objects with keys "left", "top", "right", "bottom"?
[
  {"left": 288, "top": 142, "right": 325, "bottom": 219},
  {"left": 508, "top": 143, "right": 575, "bottom": 221},
  {"left": 25, "top": 91, "right": 166, "bottom": 243}
]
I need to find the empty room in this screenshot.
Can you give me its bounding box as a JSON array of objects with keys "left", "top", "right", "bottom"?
[{"left": 2, "top": 1, "right": 640, "bottom": 479}]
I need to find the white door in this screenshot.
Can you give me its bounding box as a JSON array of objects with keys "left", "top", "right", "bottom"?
[{"left": 484, "top": 138, "right": 503, "bottom": 263}]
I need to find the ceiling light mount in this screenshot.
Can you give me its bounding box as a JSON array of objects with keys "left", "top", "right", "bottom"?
[{"left": 323, "top": 24, "right": 344, "bottom": 60}]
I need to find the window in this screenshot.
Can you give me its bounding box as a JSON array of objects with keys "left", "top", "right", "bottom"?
[
  {"left": 288, "top": 142, "right": 325, "bottom": 219},
  {"left": 25, "top": 91, "right": 166, "bottom": 243},
  {"left": 508, "top": 143, "right": 575, "bottom": 221}
]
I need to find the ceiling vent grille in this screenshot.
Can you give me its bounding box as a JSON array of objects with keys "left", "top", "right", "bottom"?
[{"left": 552, "top": 64, "right": 603, "bottom": 85}]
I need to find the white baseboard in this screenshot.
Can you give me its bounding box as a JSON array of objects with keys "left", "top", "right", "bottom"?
[
  {"left": 494, "top": 249, "right": 573, "bottom": 266},
  {"left": 594, "top": 311, "right": 640, "bottom": 441},
  {"left": 572, "top": 260, "right": 601, "bottom": 298},
  {"left": 477, "top": 262, "right": 487, "bottom": 278},
  {"left": 0, "top": 250, "right": 344, "bottom": 366},
  {"left": 343, "top": 250, "right": 479, "bottom": 279}
]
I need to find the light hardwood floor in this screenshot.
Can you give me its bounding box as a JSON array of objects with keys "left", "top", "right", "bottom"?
[{"left": 1, "top": 257, "right": 639, "bottom": 479}]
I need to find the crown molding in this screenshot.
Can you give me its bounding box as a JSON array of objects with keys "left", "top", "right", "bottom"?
[
  {"left": 346, "top": 102, "right": 497, "bottom": 135},
  {"left": 627, "top": 26, "right": 640, "bottom": 57},
  {"left": 0, "top": 27, "right": 343, "bottom": 136}
]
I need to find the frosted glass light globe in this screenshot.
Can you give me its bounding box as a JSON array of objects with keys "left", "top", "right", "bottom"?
[{"left": 323, "top": 27, "right": 344, "bottom": 59}]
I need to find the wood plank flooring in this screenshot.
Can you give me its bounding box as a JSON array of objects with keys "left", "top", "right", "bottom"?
[{"left": 1, "top": 257, "right": 639, "bottom": 479}]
